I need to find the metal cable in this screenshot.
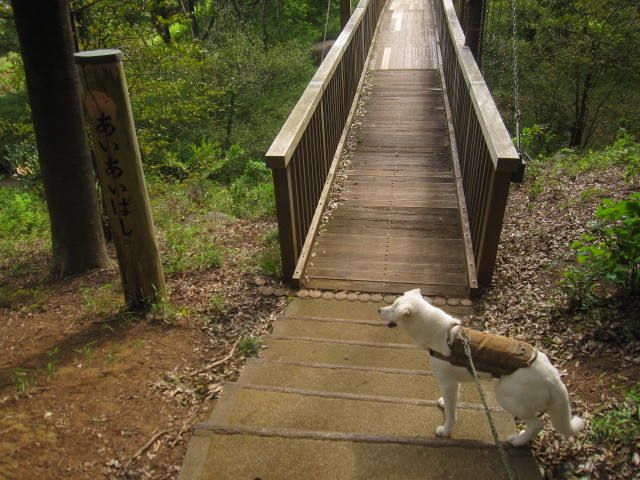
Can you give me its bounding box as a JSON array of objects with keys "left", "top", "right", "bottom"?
[
  {"left": 509, "top": 0, "right": 522, "bottom": 156},
  {"left": 321, "top": 0, "right": 333, "bottom": 63},
  {"left": 478, "top": 0, "right": 488, "bottom": 71}
]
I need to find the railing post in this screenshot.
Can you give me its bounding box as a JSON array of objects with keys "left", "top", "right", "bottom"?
[
  {"left": 341, "top": 0, "right": 352, "bottom": 30},
  {"left": 271, "top": 166, "right": 298, "bottom": 283},
  {"left": 75, "top": 49, "right": 166, "bottom": 309},
  {"left": 475, "top": 169, "right": 511, "bottom": 285}
]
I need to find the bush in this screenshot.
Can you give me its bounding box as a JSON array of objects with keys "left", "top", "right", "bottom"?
[
  {"left": 551, "top": 130, "right": 640, "bottom": 178},
  {"left": 208, "top": 144, "right": 250, "bottom": 183},
  {"left": 162, "top": 223, "right": 223, "bottom": 274},
  {"left": 229, "top": 160, "right": 275, "bottom": 218},
  {"left": 257, "top": 228, "right": 283, "bottom": 279},
  {"left": 0, "top": 187, "right": 48, "bottom": 237},
  {"left": 4, "top": 138, "right": 40, "bottom": 182},
  {"left": 520, "top": 124, "right": 558, "bottom": 159},
  {"left": 562, "top": 193, "right": 640, "bottom": 308}
]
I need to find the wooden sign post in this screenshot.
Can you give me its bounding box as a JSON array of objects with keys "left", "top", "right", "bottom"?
[{"left": 75, "top": 49, "right": 166, "bottom": 309}]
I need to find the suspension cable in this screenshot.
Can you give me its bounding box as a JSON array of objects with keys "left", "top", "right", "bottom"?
[
  {"left": 477, "top": 0, "right": 488, "bottom": 70},
  {"left": 509, "top": 0, "right": 522, "bottom": 158},
  {"left": 321, "top": 0, "right": 332, "bottom": 63}
]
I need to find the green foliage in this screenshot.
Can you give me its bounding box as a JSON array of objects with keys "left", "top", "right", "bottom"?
[
  {"left": 237, "top": 334, "right": 262, "bottom": 357},
  {"left": 0, "top": 187, "right": 48, "bottom": 237},
  {"left": 11, "top": 368, "right": 37, "bottom": 393},
  {"left": 163, "top": 223, "right": 223, "bottom": 273},
  {"left": 208, "top": 294, "right": 227, "bottom": 316},
  {"left": 0, "top": 187, "right": 49, "bottom": 266},
  {"left": 519, "top": 124, "right": 557, "bottom": 159},
  {"left": 81, "top": 283, "right": 120, "bottom": 316},
  {"left": 591, "top": 384, "right": 640, "bottom": 445},
  {"left": 256, "top": 228, "right": 283, "bottom": 279},
  {"left": 75, "top": 340, "right": 97, "bottom": 366},
  {"left": 229, "top": 160, "right": 275, "bottom": 218},
  {"left": 208, "top": 144, "right": 250, "bottom": 183},
  {"left": 484, "top": 0, "right": 640, "bottom": 149},
  {"left": 551, "top": 131, "right": 640, "bottom": 178},
  {"left": 147, "top": 296, "right": 180, "bottom": 323},
  {"left": 562, "top": 193, "right": 640, "bottom": 308}
]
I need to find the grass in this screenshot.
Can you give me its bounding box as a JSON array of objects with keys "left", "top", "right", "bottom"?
[
  {"left": 105, "top": 344, "right": 121, "bottom": 365},
  {"left": 81, "top": 283, "right": 120, "bottom": 316},
  {"left": 590, "top": 384, "right": 640, "bottom": 445},
  {"left": 11, "top": 368, "right": 38, "bottom": 393},
  {"left": 0, "top": 186, "right": 50, "bottom": 271},
  {"left": 75, "top": 340, "right": 97, "bottom": 367},
  {"left": 256, "top": 228, "right": 282, "bottom": 279},
  {"left": 0, "top": 284, "right": 48, "bottom": 309},
  {"left": 237, "top": 335, "right": 262, "bottom": 357},
  {"left": 147, "top": 296, "right": 179, "bottom": 323},
  {"left": 549, "top": 131, "right": 640, "bottom": 179},
  {"left": 45, "top": 347, "right": 58, "bottom": 377}
]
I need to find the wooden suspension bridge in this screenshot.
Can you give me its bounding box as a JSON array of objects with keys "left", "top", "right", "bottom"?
[{"left": 180, "top": 0, "right": 540, "bottom": 478}]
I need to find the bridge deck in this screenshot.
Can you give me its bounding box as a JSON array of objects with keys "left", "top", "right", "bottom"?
[{"left": 304, "top": 0, "right": 469, "bottom": 296}]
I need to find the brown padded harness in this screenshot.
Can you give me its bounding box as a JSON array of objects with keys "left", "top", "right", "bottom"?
[{"left": 429, "top": 326, "right": 538, "bottom": 378}]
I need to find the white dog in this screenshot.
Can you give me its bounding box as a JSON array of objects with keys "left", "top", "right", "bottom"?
[{"left": 378, "top": 289, "right": 584, "bottom": 446}]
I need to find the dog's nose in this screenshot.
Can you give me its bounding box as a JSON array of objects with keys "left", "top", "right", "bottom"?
[
  {"left": 378, "top": 308, "right": 381, "bottom": 313},
  {"left": 387, "top": 320, "right": 397, "bottom": 328}
]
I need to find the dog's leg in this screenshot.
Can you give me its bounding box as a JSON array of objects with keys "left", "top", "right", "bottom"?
[
  {"left": 506, "top": 417, "right": 543, "bottom": 446},
  {"left": 435, "top": 380, "right": 459, "bottom": 438}
]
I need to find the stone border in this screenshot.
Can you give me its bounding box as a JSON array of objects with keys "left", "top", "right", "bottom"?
[{"left": 254, "top": 279, "right": 474, "bottom": 307}]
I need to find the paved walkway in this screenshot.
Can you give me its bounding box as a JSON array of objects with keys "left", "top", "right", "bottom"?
[{"left": 180, "top": 298, "right": 540, "bottom": 479}]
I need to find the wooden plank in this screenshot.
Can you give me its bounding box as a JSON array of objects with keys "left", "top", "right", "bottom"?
[
  {"left": 346, "top": 171, "right": 453, "bottom": 180},
  {"left": 343, "top": 182, "right": 456, "bottom": 192},
  {"left": 309, "top": 259, "right": 467, "bottom": 275},
  {"left": 338, "top": 200, "right": 460, "bottom": 209},
  {"left": 313, "top": 232, "right": 465, "bottom": 247},
  {"left": 311, "top": 251, "right": 466, "bottom": 266},
  {"left": 330, "top": 211, "right": 461, "bottom": 224}
]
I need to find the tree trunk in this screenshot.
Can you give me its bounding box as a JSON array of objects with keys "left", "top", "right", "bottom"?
[
  {"left": 150, "top": 5, "right": 174, "bottom": 45},
  {"left": 11, "top": 0, "right": 110, "bottom": 276},
  {"left": 569, "top": 74, "right": 592, "bottom": 148}
]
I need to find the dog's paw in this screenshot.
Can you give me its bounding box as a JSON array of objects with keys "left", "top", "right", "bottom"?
[
  {"left": 435, "top": 425, "right": 451, "bottom": 438},
  {"left": 437, "top": 397, "right": 445, "bottom": 410}
]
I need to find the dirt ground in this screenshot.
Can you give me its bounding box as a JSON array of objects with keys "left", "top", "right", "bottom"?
[{"left": 0, "top": 220, "right": 287, "bottom": 480}]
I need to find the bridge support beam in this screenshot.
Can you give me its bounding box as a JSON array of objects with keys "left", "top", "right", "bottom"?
[
  {"left": 271, "top": 168, "right": 298, "bottom": 284},
  {"left": 459, "top": 0, "right": 486, "bottom": 65}
]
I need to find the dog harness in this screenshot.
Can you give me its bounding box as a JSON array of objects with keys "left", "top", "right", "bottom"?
[{"left": 428, "top": 325, "right": 538, "bottom": 378}]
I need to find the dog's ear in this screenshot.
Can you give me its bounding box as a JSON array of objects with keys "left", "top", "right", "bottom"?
[{"left": 405, "top": 288, "right": 422, "bottom": 297}]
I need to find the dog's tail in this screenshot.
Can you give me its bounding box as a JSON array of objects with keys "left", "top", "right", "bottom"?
[{"left": 548, "top": 379, "right": 585, "bottom": 437}]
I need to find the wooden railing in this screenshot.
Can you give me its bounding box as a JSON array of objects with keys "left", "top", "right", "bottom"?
[
  {"left": 265, "top": 0, "right": 386, "bottom": 283},
  {"left": 435, "top": 0, "right": 522, "bottom": 286}
]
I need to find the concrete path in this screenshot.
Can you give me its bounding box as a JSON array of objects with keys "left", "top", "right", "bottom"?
[{"left": 180, "top": 298, "right": 541, "bottom": 479}]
